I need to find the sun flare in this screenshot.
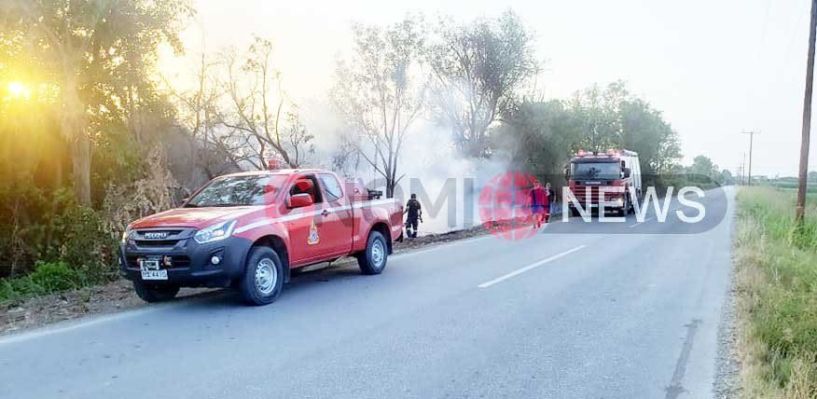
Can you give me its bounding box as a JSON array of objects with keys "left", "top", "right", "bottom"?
[{"left": 6, "top": 81, "right": 31, "bottom": 100}]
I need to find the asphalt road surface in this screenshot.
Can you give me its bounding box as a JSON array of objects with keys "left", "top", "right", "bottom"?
[{"left": 0, "top": 187, "right": 735, "bottom": 399}]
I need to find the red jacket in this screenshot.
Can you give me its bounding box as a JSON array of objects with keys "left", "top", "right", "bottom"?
[{"left": 530, "top": 187, "right": 548, "bottom": 207}]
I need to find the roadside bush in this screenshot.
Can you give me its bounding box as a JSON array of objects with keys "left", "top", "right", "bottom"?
[
  {"left": 0, "top": 186, "right": 118, "bottom": 301},
  {"left": 0, "top": 261, "right": 87, "bottom": 303},
  {"left": 29, "top": 261, "right": 85, "bottom": 292}
]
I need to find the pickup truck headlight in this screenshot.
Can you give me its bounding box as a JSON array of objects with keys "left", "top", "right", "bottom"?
[
  {"left": 121, "top": 226, "right": 133, "bottom": 244},
  {"left": 194, "top": 220, "right": 237, "bottom": 244}
]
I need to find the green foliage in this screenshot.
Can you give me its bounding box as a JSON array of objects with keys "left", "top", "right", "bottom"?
[
  {"left": 736, "top": 188, "right": 817, "bottom": 396},
  {"left": 496, "top": 82, "right": 682, "bottom": 179},
  {"left": 0, "top": 0, "right": 190, "bottom": 295},
  {"left": 687, "top": 155, "right": 718, "bottom": 179},
  {"left": 494, "top": 99, "right": 583, "bottom": 175},
  {"left": 0, "top": 186, "right": 117, "bottom": 281},
  {"left": 620, "top": 99, "right": 681, "bottom": 175},
  {"left": 0, "top": 261, "right": 87, "bottom": 303},
  {"left": 29, "top": 261, "right": 86, "bottom": 292}
]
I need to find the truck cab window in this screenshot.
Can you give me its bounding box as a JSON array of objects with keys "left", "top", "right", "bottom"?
[
  {"left": 319, "top": 174, "right": 344, "bottom": 201},
  {"left": 186, "top": 175, "right": 286, "bottom": 207},
  {"left": 290, "top": 175, "right": 323, "bottom": 204}
]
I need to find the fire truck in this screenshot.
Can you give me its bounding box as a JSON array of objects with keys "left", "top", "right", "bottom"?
[{"left": 565, "top": 149, "right": 642, "bottom": 217}]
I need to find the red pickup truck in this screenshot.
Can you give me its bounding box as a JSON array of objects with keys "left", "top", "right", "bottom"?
[{"left": 119, "top": 169, "right": 403, "bottom": 305}]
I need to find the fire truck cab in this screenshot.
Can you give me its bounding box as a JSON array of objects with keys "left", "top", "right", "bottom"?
[{"left": 565, "top": 149, "right": 642, "bottom": 217}]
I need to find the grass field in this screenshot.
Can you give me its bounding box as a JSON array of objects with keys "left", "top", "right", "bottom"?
[{"left": 734, "top": 186, "right": 817, "bottom": 398}]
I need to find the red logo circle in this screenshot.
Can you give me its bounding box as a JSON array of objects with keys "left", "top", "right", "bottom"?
[{"left": 478, "top": 171, "right": 548, "bottom": 240}]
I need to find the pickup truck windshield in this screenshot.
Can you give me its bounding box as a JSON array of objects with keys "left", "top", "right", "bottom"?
[
  {"left": 571, "top": 162, "right": 621, "bottom": 180},
  {"left": 186, "top": 175, "right": 286, "bottom": 207}
]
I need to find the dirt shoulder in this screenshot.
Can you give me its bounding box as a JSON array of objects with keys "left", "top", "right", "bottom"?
[{"left": 0, "top": 226, "right": 490, "bottom": 335}]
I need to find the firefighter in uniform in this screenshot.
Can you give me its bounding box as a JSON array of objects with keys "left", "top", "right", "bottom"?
[{"left": 405, "top": 193, "right": 422, "bottom": 238}]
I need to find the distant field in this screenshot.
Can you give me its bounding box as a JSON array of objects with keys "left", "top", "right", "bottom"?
[
  {"left": 758, "top": 180, "right": 817, "bottom": 193},
  {"left": 734, "top": 187, "right": 817, "bottom": 398}
]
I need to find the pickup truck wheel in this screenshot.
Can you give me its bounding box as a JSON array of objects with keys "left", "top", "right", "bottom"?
[
  {"left": 358, "top": 231, "right": 388, "bottom": 275},
  {"left": 240, "top": 247, "right": 285, "bottom": 306},
  {"left": 133, "top": 281, "right": 180, "bottom": 303}
]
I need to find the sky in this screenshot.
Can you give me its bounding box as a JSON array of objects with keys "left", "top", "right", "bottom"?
[{"left": 159, "top": 0, "right": 816, "bottom": 177}]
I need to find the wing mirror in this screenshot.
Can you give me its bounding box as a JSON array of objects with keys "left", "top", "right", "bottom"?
[
  {"left": 288, "top": 193, "right": 314, "bottom": 208},
  {"left": 623, "top": 168, "right": 631, "bottom": 178}
]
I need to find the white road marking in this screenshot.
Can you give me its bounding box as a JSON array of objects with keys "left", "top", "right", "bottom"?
[
  {"left": 477, "top": 245, "right": 587, "bottom": 288},
  {"left": 628, "top": 217, "right": 653, "bottom": 228}
]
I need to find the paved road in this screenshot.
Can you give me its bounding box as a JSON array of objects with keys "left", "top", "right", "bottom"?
[{"left": 0, "top": 188, "right": 735, "bottom": 399}]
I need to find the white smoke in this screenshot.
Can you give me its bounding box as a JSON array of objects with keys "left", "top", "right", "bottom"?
[
  {"left": 302, "top": 98, "right": 510, "bottom": 235},
  {"left": 390, "top": 121, "right": 509, "bottom": 234}
]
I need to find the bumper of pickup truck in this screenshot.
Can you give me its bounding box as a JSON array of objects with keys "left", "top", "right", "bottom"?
[{"left": 120, "top": 233, "right": 252, "bottom": 287}]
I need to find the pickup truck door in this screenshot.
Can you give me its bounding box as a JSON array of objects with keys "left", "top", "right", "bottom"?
[
  {"left": 316, "top": 173, "right": 354, "bottom": 258},
  {"left": 284, "top": 175, "right": 328, "bottom": 266}
]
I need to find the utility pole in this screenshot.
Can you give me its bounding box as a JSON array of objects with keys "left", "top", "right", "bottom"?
[
  {"left": 742, "top": 131, "right": 760, "bottom": 185},
  {"left": 797, "top": 0, "right": 817, "bottom": 223}
]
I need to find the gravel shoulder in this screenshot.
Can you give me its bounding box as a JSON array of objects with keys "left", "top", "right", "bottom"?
[{"left": 714, "top": 264, "right": 742, "bottom": 399}]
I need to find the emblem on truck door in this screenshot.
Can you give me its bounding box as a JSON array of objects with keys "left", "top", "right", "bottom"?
[{"left": 307, "top": 219, "right": 320, "bottom": 245}]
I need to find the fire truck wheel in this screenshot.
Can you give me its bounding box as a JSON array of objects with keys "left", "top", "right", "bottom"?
[
  {"left": 239, "top": 246, "right": 285, "bottom": 306},
  {"left": 618, "top": 197, "right": 629, "bottom": 217},
  {"left": 358, "top": 230, "right": 388, "bottom": 275},
  {"left": 133, "top": 281, "right": 180, "bottom": 303},
  {"left": 569, "top": 207, "right": 580, "bottom": 217}
]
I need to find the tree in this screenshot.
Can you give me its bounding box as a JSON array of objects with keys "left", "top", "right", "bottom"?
[
  {"left": 1, "top": 0, "right": 191, "bottom": 205},
  {"left": 494, "top": 100, "right": 583, "bottom": 175},
  {"left": 689, "top": 155, "right": 719, "bottom": 179},
  {"left": 568, "top": 81, "right": 629, "bottom": 152},
  {"left": 331, "top": 17, "right": 427, "bottom": 197},
  {"left": 169, "top": 51, "right": 249, "bottom": 181},
  {"left": 620, "top": 99, "right": 681, "bottom": 174},
  {"left": 568, "top": 82, "right": 681, "bottom": 173},
  {"left": 429, "top": 10, "right": 538, "bottom": 158},
  {"left": 221, "top": 37, "right": 314, "bottom": 169},
  {"left": 719, "top": 169, "right": 735, "bottom": 185}
]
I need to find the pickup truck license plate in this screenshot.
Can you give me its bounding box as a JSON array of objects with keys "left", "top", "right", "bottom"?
[{"left": 139, "top": 259, "right": 168, "bottom": 280}]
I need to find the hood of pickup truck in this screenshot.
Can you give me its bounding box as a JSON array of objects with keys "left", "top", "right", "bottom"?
[{"left": 130, "top": 206, "right": 264, "bottom": 229}]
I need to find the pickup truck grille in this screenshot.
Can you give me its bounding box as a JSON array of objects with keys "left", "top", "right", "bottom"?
[
  {"left": 133, "top": 239, "right": 182, "bottom": 248},
  {"left": 131, "top": 229, "right": 192, "bottom": 250}
]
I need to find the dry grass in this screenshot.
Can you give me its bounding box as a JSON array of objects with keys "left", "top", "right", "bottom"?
[{"left": 734, "top": 187, "right": 817, "bottom": 398}]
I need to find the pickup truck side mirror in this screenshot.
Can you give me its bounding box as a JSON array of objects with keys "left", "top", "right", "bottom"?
[
  {"left": 287, "top": 193, "right": 314, "bottom": 208},
  {"left": 623, "top": 168, "right": 631, "bottom": 178}
]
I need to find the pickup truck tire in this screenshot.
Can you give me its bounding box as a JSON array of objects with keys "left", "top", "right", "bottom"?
[
  {"left": 239, "top": 246, "right": 285, "bottom": 306},
  {"left": 133, "top": 281, "right": 180, "bottom": 303},
  {"left": 358, "top": 231, "right": 388, "bottom": 275}
]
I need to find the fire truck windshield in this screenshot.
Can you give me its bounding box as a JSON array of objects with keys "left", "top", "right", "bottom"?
[
  {"left": 571, "top": 162, "right": 621, "bottom": 180},
  {"left": 186, "top": 175, "right": 286, "bottom": 207}
]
